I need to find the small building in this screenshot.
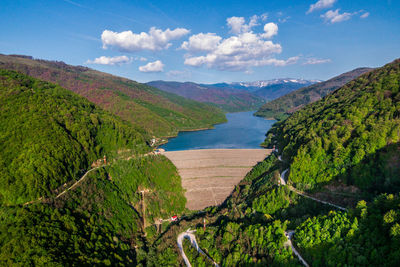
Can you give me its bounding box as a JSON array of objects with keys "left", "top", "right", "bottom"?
[
  {"left": 154, "top": 148, "right": 165, "bottom": 155},
  {"left": 150, "top": 138, "right": 156, "bottom": 146},
  {"left": 171, "top": 215, "right": 178, "bottom": 221}
]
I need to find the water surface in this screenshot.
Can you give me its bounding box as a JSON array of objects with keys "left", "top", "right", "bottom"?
[{"left": 160, "top": 111, "right": 275, "bottom": 151}]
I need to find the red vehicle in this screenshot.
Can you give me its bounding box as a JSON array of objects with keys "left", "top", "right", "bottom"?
[{"left": 171, "top": 215, "right": 178, "bottom": 221}]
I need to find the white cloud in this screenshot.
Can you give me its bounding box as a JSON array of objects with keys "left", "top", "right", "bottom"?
[
  {"left": 139, "top": 60, "right": 165, "bottom": 72},
  {"left": 226, "top": 16, "right": 246, "bottom": 34},
  {"left": 321, "top": 9, "right": 353, "bottom": 23},
  {"left": 226, "top": 15, "right": 259, "bottom": 34},
  {"left": 307, "top": 0, "right": 336, "bottom": 14},
  {"left": 303, "top": 58, "right": 331, "bottom": 65},
  {"left": 262, "top": 23, "right": 278, "bottom": 38},
  {"left": 86, "top": 55, "right": 132, "bottom": 65},
  {"left": 360, "top": 12, "right": 370, "bottom": 19},
  {"left": 181, "top": 33, "right": 222, "bottom": 52},
  {"left": 101, "top": 27, "right": 190, "bottom": 51},
  {"left": 180, "top": 15, "right": 298, "bottom": 72},
  {"left": 183, "top": 31, "right": 298, "bottom": 71}
]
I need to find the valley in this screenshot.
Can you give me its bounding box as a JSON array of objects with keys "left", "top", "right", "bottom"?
[
  {"left": 1, "top": 1, "right": 399, "bottom": 264},
  {"left": 1, "top": 57, "right": 399, "bottom": 266}
]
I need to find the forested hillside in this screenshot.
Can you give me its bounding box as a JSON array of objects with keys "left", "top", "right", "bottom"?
[
  {"left": 264, "top": 59, "right": 400, "bottom": 192},
  {"left": 255, "top": 68, "right": 372, "bottom": 120},
  {"left": 2, "top": 58, "right": 399, "bottom": 266},
  {"left": 150, "top": 59, "right": 400, "bottom": 266},
  {"left": 0, "top": 70, "right": 187, "bottom": 265},
  {"left": 0, "top": 69, "right": 147, "bottom": 205},
  {"left": 0, "top": 54, "right": 226, "bottom": 137},
  {"left": 0, "top": 155, "right": 186, "bottom": 266}
]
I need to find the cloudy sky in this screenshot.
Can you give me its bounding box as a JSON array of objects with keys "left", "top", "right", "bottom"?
[{"left": 1, "top": 0, "right": 399, "bottom": 83}]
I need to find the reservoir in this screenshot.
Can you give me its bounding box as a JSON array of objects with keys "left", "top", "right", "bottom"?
[{"left": 160, "top": 111, "right": 275, "bottom": 151}]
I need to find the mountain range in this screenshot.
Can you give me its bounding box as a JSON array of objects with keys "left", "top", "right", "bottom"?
[
  {"left": 148, "top": 78, "right": 319, "bottom": 112},
  {"left": 255, "top": 67, "right": 373, "bottom": 120}
]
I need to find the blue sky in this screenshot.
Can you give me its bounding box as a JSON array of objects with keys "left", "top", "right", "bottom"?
[{"left": 1, "top": 0, "right": 399, "bottom": 83}]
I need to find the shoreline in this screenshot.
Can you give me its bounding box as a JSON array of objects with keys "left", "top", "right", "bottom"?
[{"left": 156, "top": 119, "right": 228, "bottom": 147}]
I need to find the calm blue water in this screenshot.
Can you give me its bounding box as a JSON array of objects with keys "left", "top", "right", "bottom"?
[{"left": 160, "top": 111, "right": 275, "bottom": 151}]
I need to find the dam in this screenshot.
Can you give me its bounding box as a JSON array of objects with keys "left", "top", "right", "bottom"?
[{"left": 162, "top": 148, "right": 271, "bottom": 210}]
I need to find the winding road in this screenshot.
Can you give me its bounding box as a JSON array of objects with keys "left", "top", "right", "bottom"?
[
  {"left": 279, "top": 168, "right": 347, "bottom": 211},
  {"left": 280, "top": 169, "right": 288, "bottom": 185},
  {"left": 277, "top": 152, "right": 347, "bottom": 266},
  {"left": 277, "top": 154, "right": 346, "bottom": 211},
  {"left": 284, "top": 230, "right": 309, "bottom": 267},
  {"left": 177, "top": 229, "right": 219, "bottom": 267}
]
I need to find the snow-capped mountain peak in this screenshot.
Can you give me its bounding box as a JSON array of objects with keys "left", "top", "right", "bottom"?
[{"left": 230, "top": 78, "right": 322, "bottom": 88}]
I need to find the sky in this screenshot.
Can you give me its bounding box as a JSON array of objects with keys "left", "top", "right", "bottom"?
[{"left": 1, "top": 0, "right": 399, "bottom": 83}]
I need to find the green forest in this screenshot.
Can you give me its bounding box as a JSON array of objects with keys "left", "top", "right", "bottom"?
[
  {"left": 1, "top": 57, "right": 400, "bottom": 266},
  {"left": 263, "top": 59, "right": 400, "bottom": 193},
  {"left": 0, "top": 154, "right": 187, "bottom": 266},
  {"left": 0, "top": 69, "right": 148, "bottom": 205},
  {"left": 0, "top": 54, "right": 227, "bottom": 137},
  {"left": 150, "top": 59, "right": 400, "bottom": 266}
]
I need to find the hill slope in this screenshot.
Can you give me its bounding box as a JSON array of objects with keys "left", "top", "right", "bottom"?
[
  {"left": 0, "top": 54, "right": 226, "bottom": 137},
  {"left": 264, "top": 59, "right": 399, "bottom": 191},
  {"left": 147, "top": 81, "right": 265, "bottom": 112},
  {"left": 255, "top": 68, "right": 373, "bottom": 120},
  {"left": 151, "top": 59, "right": 400, "bottom": 266},
  {"left": 0, "top": 70, "right": 186, "bottom": 265},
  {"left": 0, "top": 69, "right": 148, "bottom": 205}
]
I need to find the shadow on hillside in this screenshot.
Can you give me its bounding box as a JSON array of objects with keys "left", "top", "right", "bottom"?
[{"left": 289, "top": 142, "right": 400, "bottom": 206}]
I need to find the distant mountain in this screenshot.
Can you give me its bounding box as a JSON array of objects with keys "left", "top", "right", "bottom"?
[
  {"left": 215, "top": 79, "right": 320, "bottom": 100},
  {"left": 148, "top": 78, "right": 319, "bottom": 112},
  {"left": 231, "top": 78, "right": 321, "bottom": 91},
  {"left": 147, "top": 81, "right": 265, "bottom": 112},
  {"left": 255, "top": 68, "right": 373, "bottom": 120},
  {"left": 210, "top": 79, "right": 320, "bottom": 102},
  {"left": 0, "top": 54, "right": 226, "bottom": 137},
  {"left": 252, "top": 80, "right": 318, "bottom": 100}
]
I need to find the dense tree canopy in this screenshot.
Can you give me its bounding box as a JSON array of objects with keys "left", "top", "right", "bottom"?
[
  {"left": 0, "top": 69, "right": 148, "bottom": 205},
  {"left": 0, "top": 54, "right": 227, "bottom": 137},
  {"left": 264, "top": 59, "right": 400, "bottom": 191},
  {"left": 151, "top": 59, "right": 400, "bottom": 266}
]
